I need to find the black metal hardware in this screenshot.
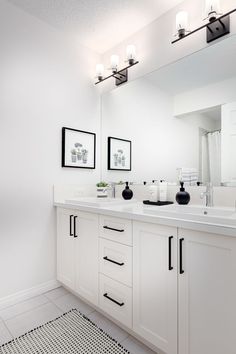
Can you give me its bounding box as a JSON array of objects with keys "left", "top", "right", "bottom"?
[
  {"left": 95, "top": 61, "right": 139, "bottom": 86},
  {"left": 172, "top": 8, "right": 236, "bottom": 44},
  {"left": 103, "top": 256, "right": 124, "bottom": 266},
  {"left": 103, "top": 226, "right": 125, "bottom": 233},
  {"left": 168, "top": 236, "right": 174, "bottom": 271},
  {"left": 69, "top": 215, "right": 74, "bottom": 236},
  {"left": 207, "top": 15, "right": 230, "bottom": 43},
  {"left": 103, "top": 293, "right": 124, "bottom": 307},
  {"left": 114, "top": 69, "right": 128, "bottom": 86},
  {"left": 179, "top": 238, "right": 184, "bottom": 274},
  {"left": 74, "top": 216, "right": 78, "bottom": 238}
]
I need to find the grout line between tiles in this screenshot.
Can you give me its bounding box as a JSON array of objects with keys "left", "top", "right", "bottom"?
[
  {"left": 2, "top": 301, "right": 58, "bottom": 323},
  {"left": 1, "top": 319, "right": 14, "bottom": 339}
]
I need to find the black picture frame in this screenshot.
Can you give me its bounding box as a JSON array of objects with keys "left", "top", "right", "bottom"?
[
  {"left": 62, "top": 127, "right": 96, "bottom": 169},
  {"left": 108, "top": 136, "right": 132, "bottom": 171}
]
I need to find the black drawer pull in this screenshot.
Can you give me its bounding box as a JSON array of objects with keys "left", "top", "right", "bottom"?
[
  {"left": 103, "top": 226, "right": 124, "bottom": 233},
  {"left": 74, "top": 216, "right": 78, "bottom": 238},
  {"left": 69, "top": 215, "right": 74, "bottom": 236},
  {"left": 103, "top": 293, "right": 124, "bottom": 307},
  {"left": 103, "top": 256, "right": 124, "bottom": 266},
  {"left": 179, "top": 238, "right": 184, "bottom": 274},
  {"left": 168, "top": 236, "right": 173, "bottom": 271}
]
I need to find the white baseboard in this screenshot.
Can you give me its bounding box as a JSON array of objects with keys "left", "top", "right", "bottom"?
[{"left": 0, "top": 279, "right": 60, "bottom": 310}]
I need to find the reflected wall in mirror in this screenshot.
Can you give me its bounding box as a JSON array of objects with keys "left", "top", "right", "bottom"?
[{"left": 101, "top": 35, "right": 236, "bottom": 186}]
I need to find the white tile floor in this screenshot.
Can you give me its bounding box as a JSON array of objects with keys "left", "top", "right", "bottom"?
[{"left": 0, "top": 287, "right": 157, "bottom": 354}]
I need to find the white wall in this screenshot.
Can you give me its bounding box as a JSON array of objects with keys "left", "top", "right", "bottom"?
[
  {"left": 101, "top": 78, "right": 217, "bottom": 183},
  {"left": 0, "top": 1, "right": 101, "bottom": 300},
  {"left": 100, "top": 0, "right": 236, "bottom": 92},
  {"left": 174, "top": 76, "right": 236, "bottom": 116}
]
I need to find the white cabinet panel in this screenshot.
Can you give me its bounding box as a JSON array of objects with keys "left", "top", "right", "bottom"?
[
  {"left": 99, "top": 215, "right": 132, "bottom": 245},
  {"left": 99, "top": 274, "right": 132, "bottom": 328},
  {"left": 99, "top": 238, "right": 132, "bottom": 287},
  {"left": 57, "top": 208, "right": 76, "bottom": 290},
  {"left": 75, "top": 211, "right": 99, "bottom": 306},
  {"left": 57, "top": 208, "right": 99, "bottom": 306},
  {"left": 133, "top": 221, "right": 177, "bottom": 354},
  {"left": 178, "top": 228, "right": 236, "bottom": 354}
]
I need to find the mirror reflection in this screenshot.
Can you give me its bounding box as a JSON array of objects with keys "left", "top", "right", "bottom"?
[{"left": 101, "top": 35, "right": 236, "bottom": 186}]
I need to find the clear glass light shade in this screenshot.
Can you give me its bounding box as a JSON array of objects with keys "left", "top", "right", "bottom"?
[
  {"left": 205, "top": 0, "right": 221, "bottom": 17},
  {"left": 176, "top": 11, "right": 189, "bottom": 31},
  {"left": 96, "top": 64, "right": 104, "bottom": 78},
  {"left": 110, "top": 55, "right": 119, "bottom": 71},
  {"left": 126, "top": 45, "right": 136, "bottom": 61}
]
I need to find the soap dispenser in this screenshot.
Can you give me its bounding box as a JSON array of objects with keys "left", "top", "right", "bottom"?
[
  {"left": 149, "top": 180, "right": 158, "bottom": 202},
  {"left": 122, "top": 182, "right": 133, "bottom": 200},
  {"left": 159, "top": 180, "right": 167, "bottom": 202},
  {"left": 176, "top": 182, "right": 190, "bottom": 205}
]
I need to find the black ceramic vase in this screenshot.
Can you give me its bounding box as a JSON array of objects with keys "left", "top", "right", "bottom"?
[
  {"left": 176, "top": 182, "right": 190, "bottom": 205},
  {"left": 122, "top": 182, "right": 133, "bottom": 200}
]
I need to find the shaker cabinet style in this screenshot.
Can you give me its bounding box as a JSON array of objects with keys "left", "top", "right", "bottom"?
[
  {"left": 57, "top": 208, "right": 99, "bottom": 306},
  {"left": 57, "top": 208, "right": 76, "bottom": 290},
  {"left": 133, "top": 221, "right": 178, "bottom": 354},
  {"left": 57, "top": 208, "right": 236, "bottom": 354},
  {"left": 74, "top": 211, "right": 99, "bottom": 305},
  {"left": 178, "top": 228, "right": 236, "bottom": 354}
]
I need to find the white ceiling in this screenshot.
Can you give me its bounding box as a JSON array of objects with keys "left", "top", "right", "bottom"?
[{"left": 7, "top": 0, "right": 184, "bottom": 53}]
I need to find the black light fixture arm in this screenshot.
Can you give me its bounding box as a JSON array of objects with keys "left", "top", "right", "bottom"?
[
  {"left": 95, "top": 61, "right": 139, "bottom": 85},
  {"left": 172, "top": 8, "right": 236, "bottom": 44}
]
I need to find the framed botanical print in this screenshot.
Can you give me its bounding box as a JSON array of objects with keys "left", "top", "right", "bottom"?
[
  {"left": 108, "top": 137, "right": 131, "bottom": 171},
  {"left": 62, "top": 127, "right": 96, "bottom": 169}
]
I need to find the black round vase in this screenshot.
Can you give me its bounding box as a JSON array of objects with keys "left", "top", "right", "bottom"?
[
  {"left": 122, "top": 182, "right": 133, "bottom": 200},
  {"left": 176, "top": 182, "right": 190, "bottom": 205}
]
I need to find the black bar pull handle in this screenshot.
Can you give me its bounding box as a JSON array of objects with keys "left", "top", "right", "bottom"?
[
  {"left": 69, "top": 215, "right": 74, "bottom": 236},
  {"left": 179, "top": 238, "right": 184, "bottom": 274},
  {"left": 74, "top": 216, "right": 78, "bottom": 238},
  {"left": 103, "top": 293, "right": 124, "bottom": 307},
  {"left": 103, "top": 226, "right": 124, "bottom": 233},
  {"left": 103, "top": 256, "right": 124, "bottom": 266},
  {"left": 168, "top": 236, "right": 174, "bottom": 271}
]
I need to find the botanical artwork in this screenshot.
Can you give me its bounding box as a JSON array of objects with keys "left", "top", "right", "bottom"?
[
  {"left": 108, "top": 137, "right": 131, "bottom": 171},
  {"left": 62, "top": 127, "right": 96, "bottom": 169}
]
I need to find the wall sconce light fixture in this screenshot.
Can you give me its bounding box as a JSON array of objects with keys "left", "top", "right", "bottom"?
[
  {"left": 176, "top": 11, "right": 189, "bottom": 38},
  {"left": 95, "top": 45, "right": 139, "bottom": 86},
  {"left": 172, "top": 1, "right": 236, "bottom": 44}
]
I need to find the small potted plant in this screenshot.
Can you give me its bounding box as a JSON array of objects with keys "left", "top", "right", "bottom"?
[
  {"left": 71, "top": 149, "right": 77, "bottom": 163},
  {"left": 75, "top": 142, "right": 83, "bottom": 160},
  {"left": 96, "top": 181, "right": 109, "bottom": 198}
]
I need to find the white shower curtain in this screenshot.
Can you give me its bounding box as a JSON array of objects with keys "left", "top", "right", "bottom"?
[
  {"left": 201, "top": 134, "right": 210, "bottom": 184},
  {"left": 207, "top": 131, "right": 221, "bottom": 186}
]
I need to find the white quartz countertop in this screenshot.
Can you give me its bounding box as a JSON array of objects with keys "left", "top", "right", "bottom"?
[{"left": 54, "top": 200, "right": 236, "bottom": 238}]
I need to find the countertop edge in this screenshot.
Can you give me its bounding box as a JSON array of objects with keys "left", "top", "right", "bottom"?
[{"left": 54, "top": 202, "right": 236, "bottom": 238}]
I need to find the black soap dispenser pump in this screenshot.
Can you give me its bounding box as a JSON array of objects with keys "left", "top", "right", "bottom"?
[
  {"left": 122, "top": 182, "right": 133, "bottom": 200},
  {"left": 176, "top": 182, "right": 190, "bottom": 205}
]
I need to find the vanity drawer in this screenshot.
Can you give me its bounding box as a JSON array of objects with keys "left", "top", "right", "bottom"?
[
  {"left": 99, "top": 274, "right": 132, "bottom": 328},
  {"left": 99, "top": 215, "right": 132, "bottom": 246},
  {"left": 99, "top": 238, "right": 132, "bottom": 287}
]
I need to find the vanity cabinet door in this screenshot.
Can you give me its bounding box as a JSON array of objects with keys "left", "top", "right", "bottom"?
[
  {"left": 178, "top": 229, "right": 236, "bottom": 354},
  {"left": 133, "top": 221, "right": 178, "bottom": 354},
  {"left": 57, "top": 208, "right": 76, "bottom": 290},
  {"left": 74, "top": 211, "right": 99, "bottom": 306}
]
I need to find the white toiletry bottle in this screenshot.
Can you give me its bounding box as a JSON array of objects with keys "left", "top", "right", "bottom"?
[
  {"left": 159, "top": 180, "right": 167, "bottom": 202},
  {"left": 149, "top": 180, "right": 158, "bottom": 202}
]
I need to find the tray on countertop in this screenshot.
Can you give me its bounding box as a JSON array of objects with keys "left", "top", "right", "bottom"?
[{"left": 143, "top": 200, "right": 174, "bottom": 206}]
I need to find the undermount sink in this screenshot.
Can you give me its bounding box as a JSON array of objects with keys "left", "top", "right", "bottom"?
[
  {"left": 159, "top": 205, "right": 236, "bottom": 218},
  {"left": 143, "top": 204, "right": 236, "bottom": 225},
  {"left": 65, "top": 197, "right": 133, "bottom": 207}
]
